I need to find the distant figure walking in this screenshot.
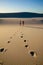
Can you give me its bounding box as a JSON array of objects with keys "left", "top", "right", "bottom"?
[
  {"left": 20, "top": 20, "right": 21, "bottom": 26},
  {"left": 22, "top": 21, "right": 24, "bottom": 26},
  {"left": 19, "top": 20, "right": 24, "bottom": 26}
]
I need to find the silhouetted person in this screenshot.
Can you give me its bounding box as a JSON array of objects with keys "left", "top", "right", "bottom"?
[
  {"left": 20, "top": 20, "right": 21, "bottom": 26},
  {"left": 22, "top": 21, "right": 24, "bottom": 26}
]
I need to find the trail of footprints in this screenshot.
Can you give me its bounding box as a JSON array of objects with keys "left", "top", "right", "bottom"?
[{"left": 0, "top": 29, "right": 37, "bottom": 65}]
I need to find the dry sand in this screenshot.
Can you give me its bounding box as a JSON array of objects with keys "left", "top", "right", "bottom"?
[{"left": 0, "top": 18, "right": 43, "bottom": 65}]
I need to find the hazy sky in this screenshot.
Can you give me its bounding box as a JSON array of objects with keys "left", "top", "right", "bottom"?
[{"left": 0, "top": 0, "right": 43, "bottom": 13}]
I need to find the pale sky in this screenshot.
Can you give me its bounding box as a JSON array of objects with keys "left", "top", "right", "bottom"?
[{"left": 0, "top": 0, "right": 43, "bottom": 13}]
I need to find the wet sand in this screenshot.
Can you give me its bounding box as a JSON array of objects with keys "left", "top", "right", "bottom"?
[{"left": 0, "top": 18, "right": 43, "bottom": 65}]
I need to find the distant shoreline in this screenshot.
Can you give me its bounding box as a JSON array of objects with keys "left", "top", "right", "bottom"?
[
  {"left": 0, "top": 17, "right": 43, "bottom": 24},
  {"left": 0, "top": 12, "right": 43, "bottom": 18}
]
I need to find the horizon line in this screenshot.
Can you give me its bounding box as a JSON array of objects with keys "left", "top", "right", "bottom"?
[{"left": 0, "top": 12, "right": 43, "bottom": 14}]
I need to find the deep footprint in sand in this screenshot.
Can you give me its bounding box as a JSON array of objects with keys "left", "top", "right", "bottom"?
[
  {"left": 7, "top": 41, "right": 10, "bottom": 43},
  {"left": 24, "top": 40, "right": 26, "bottom": 42},
  {"left": 0, "top": 48, "right": 4, "bottom": 52},
  {"left": 30, "top": 51, "right": 37, "bottom": 58},
  {"left": 25, "top": 44, "right": 28, "bottom": 48}
]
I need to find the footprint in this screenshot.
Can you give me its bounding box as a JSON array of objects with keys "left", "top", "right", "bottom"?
[
  {"left": 21, "top": 34, "right": 24, "bottom": 35},
  {"left": 30, "top": 51, "right": 37, "bottom": 58},
  {"left": 0, "top": 48, "right": 4, "bottom": 52},
  {"left": 30, "top": 51, "right": 34, "bottom": 56},
  {"left": 7, "top": 41, "right": 10, "bottom": 43},
  {"left": 0, "top": 61, "right": 3, "bottom": 65},
  {"left": 10, "top": 37, "right": 12, "bottom": 39},
  {"left": 25, "top": 44, "right": 28, "bottom": 48},
  {"left": 24, "top": 40, "right": 26, "bottom": 42},
  {"left": 20, "top": 35, "right": 23, "bottom": 38}
]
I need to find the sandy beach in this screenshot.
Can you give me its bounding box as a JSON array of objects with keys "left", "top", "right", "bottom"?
[{"left": 0, "top": 18, "right": 43, "bottom": 65}]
